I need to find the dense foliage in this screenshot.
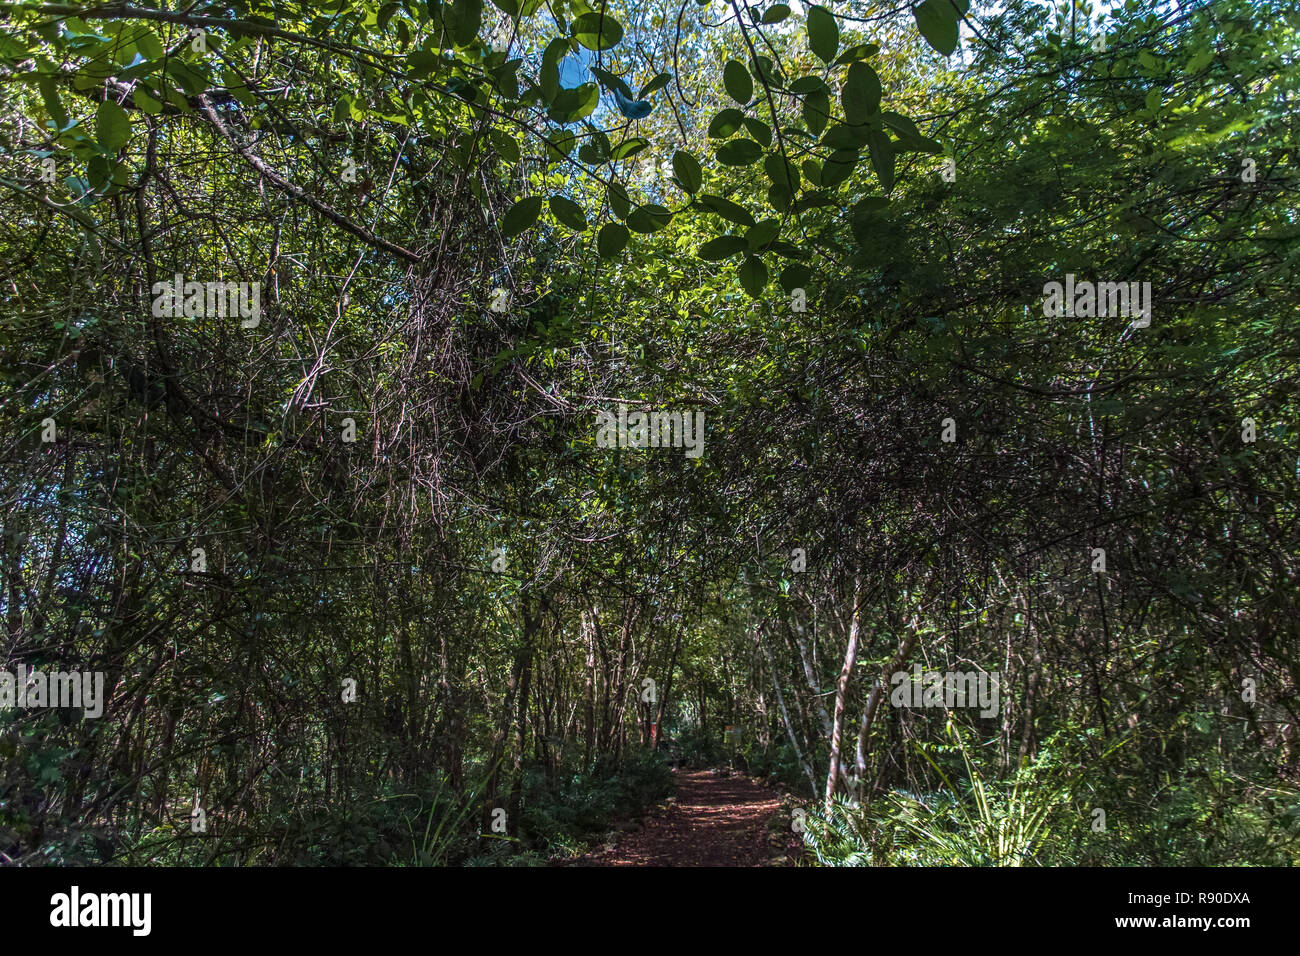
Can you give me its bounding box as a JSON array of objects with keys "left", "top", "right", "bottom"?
[{"left": 0, "top": 0, "right": 1296, "bottom": 866}]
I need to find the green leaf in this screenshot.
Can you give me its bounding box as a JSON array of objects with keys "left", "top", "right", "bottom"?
[
  {"left": 607, "top": 182, "right": 632, "bottom": 219},
  {"left": 408, "top": 48, "right": 439, "bottom": 78},
  {"left": 610, "top": 136, "right": 650, "bottom": 161},
  {"left": 820, "top": 149, "right": 858, "bottom": 187},
  {"left": 591, "top": 65, "right": 633, "bottom": 98},
  {"left": 501, "top": 195, "right": 544, "bottom": 238},
  {"left": 572, "top": 12, "right": 624, "bottom": 51},
  {"left": 842, "top": 61, "right": 882, "bottom": 125},
  {"left": 549, "top": 194, "right": 588, "bottom": 231},
  {"left": 881, "top": 110, "right": 928, "bottom": 148},
  {"left": 914, "top": 0, "right": 961, "bottom": 57},
  {"left": 36, "top": 74, "right": 70, "bottom": 129},
  {"left": 715, "top": 138, "right": 763, "bottom": 166},
  {"left": 708, "top": 108, "right": 745, "bottom": 139},
  {"left": 738, "top": 255, "right": 768, "bottom": 297},
  {"left": 597, "top": 222, "right": 629, "bottom": 258},
  {"left": 491, "top": 129, "right": 521, "bottom": 163},
  {"left": 743, "top": 117, "right": 772, "bottom": 148},
  {"left": 699, "top": 194, "right": 756, "bottom": 227},
  {"left": 165, "top": 60, "right": 209, "bottom": 95},
  {"left": 672, "top": 150, "right": 703, "bottom": 193},
  {"left": 626, "top": 203, "right": 673, "bottom": 234},
  {"left": 762, "top": 4, "right": 791, "bottom": 24},
  {"left": 96, "top": 99, "right": 131, "bottom": 153},
  {"left": 789, "top": 76, "right": 830, "bottom": 94},
  {"left": 746, "top": 219, "right": 780, "bottom": 249},
  {"left": 763, "top": 153, "right": 798, "bottom": 192},
  {"left": 766, "top": 182, "right": 792, "bottom": 213},
  {"left": 444, "top": 0, "right": 483, "bottom": 47},
  {"left": 834, "top": 42, "right": 880, "bottom": 66},
  {"left": 133, "top": 87, "right": 163, "bottom": 115},
  {"left": 807, "top": 5, "right": 839, "bottom": 65},
  {"left": 821, "top": 122, "right": 867, "bottom": 150},
  {"left": 540, "top": 38, "right": 569, "bottom": 102},
  {"left": 803, "top": 90, "right": 831, "bottom": 135},
  {"left": 723, "top": 59, "right": 753, "bottom": 104},
  {"left": 697, "top": 235, "right": 748, "bottom": 260},
  {"left": 867, "top": 129, "right": 895, "bottom": 191},
  {"left": 548, "top": 82, "right": 600, "bottom": 123},
  {"left": 545, "top": 129, "right": 578, "bottom": 161},
  {"left": 639, "top": 72, "right": 673, "bottom": 99}
]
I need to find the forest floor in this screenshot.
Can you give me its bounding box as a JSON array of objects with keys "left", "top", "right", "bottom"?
[{"left": 570, "top": 768, "right": 804, "bottom": 866}]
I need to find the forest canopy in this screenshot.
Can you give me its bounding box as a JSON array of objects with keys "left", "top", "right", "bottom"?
[{"left": 0, "top": 0, "right": 1297, "bottom": 867}]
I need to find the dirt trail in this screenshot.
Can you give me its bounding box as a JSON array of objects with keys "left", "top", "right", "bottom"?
[{"left": 573, "top": 769, "right": 801, "bottom": 866}]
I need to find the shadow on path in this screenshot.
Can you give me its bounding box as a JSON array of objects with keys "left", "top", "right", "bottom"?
[{"left": 572, "top": 768, "right": 801, "bottom": 866}]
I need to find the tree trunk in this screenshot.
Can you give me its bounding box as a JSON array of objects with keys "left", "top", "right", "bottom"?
[
  {"left": 853, "top": 616, "right": 920, "bottom": 804},
  {"left": 825, "top": 576, "right": 864, "bottom": 815}
]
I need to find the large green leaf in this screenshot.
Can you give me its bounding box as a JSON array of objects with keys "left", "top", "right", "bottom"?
[
  {"left": 501, "top": 196, "right": 544, "bottom": 238},
  {"left": 36, "top": 74, "right": 70, "bottom": 129},
  {"left": 697, "top": 235, "right": 747, "bottom": 260},
  {"left": 803, "top": 90, "right": 831, "bottom": 135},
  {"left": 743, "top": 118, "right": 772, "bottom": 148},
  {"left": 548, "top": 83, "right": 600, "bottom": 123},
  {"left": 716, "top": 138, "right": 763, "bottom": 166},
  {"left": 444, "top": 0, "right": 483, "bottom": 48},
  {"left": 597, "top": 222, "right": 629, "bottom": 258},
  {"left": 780, "top": 263, "right": 812, "bottom": 293},
  {"left": 96, "top": 99, "right": 131, "bottom": 153},
  {"left": 607, "top": 182, "right": 632, "bottom": 219},
  {"left": 540, "top": 38, "right": 569, "bottom": 102},
  {"left": 549, "top": 195, "right": 588, "bottom": 232},
  {"left": 724, "top": 59, "right": 754, "bottom": 104},
  {"left": 699, "top": 194, "right": 756, "bottom": 227},
  {"left": 807, "top": 5, "right": 839, "bottom": 65},
  {"left": 639, "top": 72, "right": 673, "bottom": 98},
  {"left": 708, "top": 108, "right": 745, "bottom": 139},
  {"left": 746, "top": 219, "right": 780, "bottom": 249},
  {"left": 672, "top": 151, "right": 703, "bottom": 193},
  {"left": 763, "top": 154, "right": 798, "bottom": 193},
  {"left": 610, "top": 137, "right": 650, "bottom": 161},
  {"left": 789, "top": 76, "right": 831, "bottom": 94},
  {"left": 914, "top": 0, "right": 964, "bottom": 57},
  {"left": 627, "top": 203, "right": 673, "bottom": 233},
  {"left": 820, "top": 149, "right": 858, "bottom": 187},
  {"left": 738, "top": 255, "right": 768, "bottom": 297},
  {"left": 841, "top": 62, "right": 882, "bottom": 125},
  {"left": 572, "top": 12, "right": 624, "bottom": 51},
  {"left": 867, "top": 129, "right": 895, "bottom": 191}
]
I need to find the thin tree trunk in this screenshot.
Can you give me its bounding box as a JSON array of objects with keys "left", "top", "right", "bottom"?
[
  {"left": 654, "top": 623, "right": 683, "bottom": 750},
  {"left": 825, "top": 576, "right": 864, "bottom": 814},
  {"left": 757, "top": 623, "right": 817, "bottom": 796},
  {"left": 790, "top": 617, "right": 832, "bottom": 737},
  {"left": 853, "top": 617, "right": 920, "bottom": 805}
]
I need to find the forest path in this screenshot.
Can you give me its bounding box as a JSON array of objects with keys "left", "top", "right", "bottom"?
[{"left": 573, "top": 768, "right": 800, "bottom": 866}]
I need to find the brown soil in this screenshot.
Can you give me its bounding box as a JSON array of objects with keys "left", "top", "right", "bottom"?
[{"left": 571, "top": 768, "right": 802, "bottom": 867}]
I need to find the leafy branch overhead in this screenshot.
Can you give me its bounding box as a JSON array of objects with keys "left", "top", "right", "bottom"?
[{"left": 0, "top": 0, "right": 953, "bottom": 298}]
